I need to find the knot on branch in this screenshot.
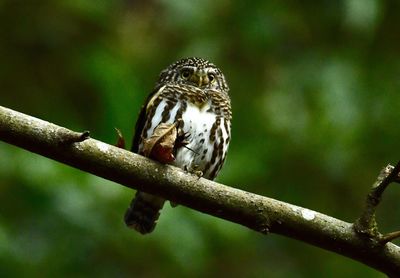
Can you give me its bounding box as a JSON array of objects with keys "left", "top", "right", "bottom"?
[{"left": 57, "top": 130, "right": 90, "bottom": 145}]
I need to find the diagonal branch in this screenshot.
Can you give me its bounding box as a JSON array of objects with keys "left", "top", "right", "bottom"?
[
  {"left": 0, "top": 105, "right": 400, "bottom": 276},
  {"left": 354, "top": 162, "right": 400, "bottom": 246}
]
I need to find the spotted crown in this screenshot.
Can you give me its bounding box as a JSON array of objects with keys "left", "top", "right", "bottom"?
[{"left": 158, "top": 57, "right": 229, "bottom": 93}]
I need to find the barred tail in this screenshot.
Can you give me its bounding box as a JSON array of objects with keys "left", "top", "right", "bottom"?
[{"left": 124, "top": 191, "right": 165, "bottom": 234}]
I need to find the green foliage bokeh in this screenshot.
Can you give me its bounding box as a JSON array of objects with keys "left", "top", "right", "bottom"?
[{"left": 1, "top": 0, "right": 400, "bottom": 277}]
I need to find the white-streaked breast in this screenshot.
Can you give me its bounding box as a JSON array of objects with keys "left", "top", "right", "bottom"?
[{"left": 174, "top": 101, "right": 217, "bottom": 175}]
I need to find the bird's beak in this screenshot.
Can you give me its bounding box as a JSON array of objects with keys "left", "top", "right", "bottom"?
[{"left": 190, "top": 72, "right": 209, "bottom": 87}]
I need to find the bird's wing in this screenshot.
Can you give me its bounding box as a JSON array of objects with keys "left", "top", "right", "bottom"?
[{"left": 131, "top": 84, "right": 165, "bottom": 153}]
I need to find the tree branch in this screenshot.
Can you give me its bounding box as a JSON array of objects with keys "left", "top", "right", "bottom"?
[
  {"left": 0, "top": 105, "right": 400, "bottom": 276},
  {"left": 355, "top": 162, "right": 400, "bottom": 242}
]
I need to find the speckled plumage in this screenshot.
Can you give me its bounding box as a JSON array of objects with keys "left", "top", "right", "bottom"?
[{"left": 124, "top": 57, "right": 231, "bottom": 234}]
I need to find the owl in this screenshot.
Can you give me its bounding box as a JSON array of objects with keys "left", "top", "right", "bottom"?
[{"left": 124, "top": 57, "right": 231, "bottom": 234}]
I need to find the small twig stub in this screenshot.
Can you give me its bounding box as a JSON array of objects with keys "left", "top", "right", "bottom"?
[{"left": 58, "top": 130, "right": 90, "bottom": 145}]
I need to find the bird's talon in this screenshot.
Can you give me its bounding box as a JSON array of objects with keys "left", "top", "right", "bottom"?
[{"left": 194, "top": 170, "right": 203, "bottom": 179}]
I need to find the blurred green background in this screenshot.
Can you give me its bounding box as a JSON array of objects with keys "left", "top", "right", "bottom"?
[{"left": 1, "top": 0, "right": 399, "bottom": 277}]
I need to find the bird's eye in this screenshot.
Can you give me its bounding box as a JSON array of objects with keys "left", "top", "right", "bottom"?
[
  {"left": 208, "top": 73, "right": 216, "bottom": 83},
  {"left": 181, "top": 69, "right": 191, "bottom": 79}
]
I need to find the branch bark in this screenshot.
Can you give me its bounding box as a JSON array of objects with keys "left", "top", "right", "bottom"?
[{"left": 0, "top": 105, "right": 400, "bottom": 276}]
